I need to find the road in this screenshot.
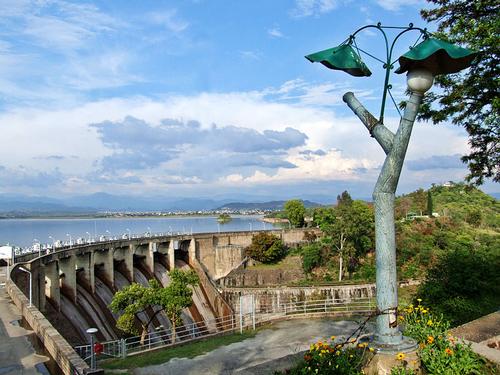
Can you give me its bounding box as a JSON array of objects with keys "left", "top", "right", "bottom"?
[
  {"left": 0, "top": 266, "right": 49, "bottom": 374},
  {"left": 135, "top": 318, "right": 372, "bottom": 375}
]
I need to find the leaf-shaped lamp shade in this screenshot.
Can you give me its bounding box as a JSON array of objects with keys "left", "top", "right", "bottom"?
[
  {"left": 305, "top": 44, "right": 372, "bottom": 77},
  {"left": 395, "top": 38, "right": 477, "bottom": 75}
]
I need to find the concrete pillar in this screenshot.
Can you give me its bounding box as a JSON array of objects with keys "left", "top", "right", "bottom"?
[
  {"left": 59, "top": 255, "right": 77, "bottom": 303},
  {"left": 30, "top": 263, "right": 46, "bottom": 312},
  {"left": 144, "top": 242, "right": 155, "bottom": 275},
  {"left": 188, "top": 238, "right": 196, "bottom": 264},
  {"left": 167, "top": 241, "right": 175, "bottom": 271},
  {"left": 94, "top": 248, "right": 114, "bottom": 288},
  {"left": 75, "top": 252, "right": 94, "bottom": 292},
  {"left": 45, "top": 261, "right": 60, "bottom": 310},
  {"left": 113, "top": 245, "right": 134, "bottom": 282}
]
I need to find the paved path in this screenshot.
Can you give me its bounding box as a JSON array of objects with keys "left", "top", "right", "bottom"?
[
  {"left": 0, "top": 266, "right": 49, "bottom": 374},
  {"left": 135, "top": 318, "right": 372, "bottom": 375}
]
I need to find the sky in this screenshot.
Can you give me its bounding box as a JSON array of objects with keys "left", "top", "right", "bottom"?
[{"left": 0, "top": 0, "right": 497, "bottom": 203}]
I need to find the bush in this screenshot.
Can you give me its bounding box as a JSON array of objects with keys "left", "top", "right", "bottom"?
[
  {"left": 245, "top": 232, "right": 287, "bottom": 263},
  {"left": 278, "top": 301, "right": 492, "bottom": 375},
  {"left": 417, "top": 247, "right": 500, "bottom": 326},
  {"left": 302, "top": 243, "right": 322, "bottom": 273}
]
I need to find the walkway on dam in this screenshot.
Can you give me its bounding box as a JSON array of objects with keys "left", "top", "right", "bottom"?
[
  {"left": 134, "top": 318, "right": 372, "bottom": 375},
  {"left": 0, "top": 266, "right": 49, "bottom": 375}
]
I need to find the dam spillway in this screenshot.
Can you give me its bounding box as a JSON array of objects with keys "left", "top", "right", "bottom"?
[{"left": 10, "top": 229, "right": 316, "bottom": 351}]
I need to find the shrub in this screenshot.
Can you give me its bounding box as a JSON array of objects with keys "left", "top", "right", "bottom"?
[
  {"left": 417, "top": 247, "right": 500, "bottom": 326},
  {"left": 245, "top": 232, "right": 287, "bottom": 263},
  {"left": 302, "top": 243, "right": 322, "bottom": 273}
]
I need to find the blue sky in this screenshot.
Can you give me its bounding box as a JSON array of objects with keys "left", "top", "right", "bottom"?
[{"left": 0, "top": 0, "right": 496, "bottom": 202}]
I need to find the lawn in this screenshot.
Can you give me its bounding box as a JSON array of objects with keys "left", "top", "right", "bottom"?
[{"left": 101, "top": 330, "right": 257, "bottom": 370}]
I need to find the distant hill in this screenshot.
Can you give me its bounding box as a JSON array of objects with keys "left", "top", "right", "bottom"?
[{"left": 216, "top": 200, "right": 322, "bottom": 211}]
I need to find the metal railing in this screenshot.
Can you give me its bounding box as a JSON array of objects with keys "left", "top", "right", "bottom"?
[{"left": 74, "top": 296, "right": 375, "bottom": 364}]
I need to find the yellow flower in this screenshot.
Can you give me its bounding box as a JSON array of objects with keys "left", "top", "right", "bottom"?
[
  {"left": 427, "top": 336, "right": 435, "bottom": 344},
  {"left": 417, "top": 298, "right": 422, "bottom": 302},
  {"left": 445, "top": 348, "right": 454, "bottom": 356},
  {"left": 396, "top": 352, "right": 406, "bottom": 361},
  {"left": 331, "top": 335, "right": 336, "bottom": 340},
  {"left": 427, "top": 320, "right": 433, "bottom": 326},
  {"left": 349, "top": 354, "right": 354, "bottom": 358},
  {"left": 336, "top": 351, "right": 341, "bottom": 356},
  {"left": 369, "top": 347, "right": 374, "bottom": 352},
  {"left": 399, "top": 315, "right": 404, "bottom": 321}
]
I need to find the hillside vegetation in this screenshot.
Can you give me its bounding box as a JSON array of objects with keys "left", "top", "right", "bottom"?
[{"left": 270, "top": 184, "right": 499, "bottom": 326}]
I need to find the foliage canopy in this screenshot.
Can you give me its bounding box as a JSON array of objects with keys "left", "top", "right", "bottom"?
[
  {"left": 109, "top": 269, "right": 199, "bottom": 343},
  {"left": 418, "top": 0, "right": 499, "bottom": 184},
  {"left": 284, "top": 199, "right": 306, "bottom": 228},
  {"left": 246, "top": 232, "right": 287, "bottom": 263}
]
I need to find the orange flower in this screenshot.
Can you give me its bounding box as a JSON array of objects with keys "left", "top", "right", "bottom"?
[
  {"left": 427, "top": 336, "right": 435, "bottom": 344},
  {"left": 445, "top": 348, "right": 454, "bottom": 356},
  {"left": 304, "top": 354, "right": 312, "bottom": 361}
]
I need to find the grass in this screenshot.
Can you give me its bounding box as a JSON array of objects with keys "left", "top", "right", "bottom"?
[
  {"left": 247, "top": 255, "right": 302, "bottom": 270},
  {"left": 101, "top": 330, "right": 258, "bottom": 370},
  {"left": 398, "top": 284, "right": 418, "bottom": 305}
]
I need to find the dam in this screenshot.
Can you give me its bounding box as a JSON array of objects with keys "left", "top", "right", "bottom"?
[{"left": 7, "top": 229, "right": 316, "bottom": 374}]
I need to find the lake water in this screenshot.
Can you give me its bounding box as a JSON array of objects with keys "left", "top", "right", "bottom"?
[{"left": 0, "top": 215, "right": 274, "bottom": 248}]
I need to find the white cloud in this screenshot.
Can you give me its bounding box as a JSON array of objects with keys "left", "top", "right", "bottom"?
[
  {"left": 148, "top": 10, "right": 189, "bottom": 34},
  {"left": 374, "top": 0, "right": 425, "bottom": 11},
  {"left": 0, "top": 79, "right": 472, "bottom": 196},
  {"left": 239, "top": 50, "right": 261, "bottom": 60},
  {"left": 268, "top": 27, "right": 284, "bottom": 38},
  {"left": 290, "top": 0, "right": 339, "bottom": 18}
]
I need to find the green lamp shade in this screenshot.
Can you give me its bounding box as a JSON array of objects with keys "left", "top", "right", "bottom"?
[
  {"left": 305, "top": 44, "right": 372, "bottom": 77},
  {"left": 395, "top": 37, "right": 477, "bottom": 75}
]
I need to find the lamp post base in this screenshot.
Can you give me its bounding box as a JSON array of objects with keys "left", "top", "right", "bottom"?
[{"left": 363, "top": 336, "right": 421, "bottom": 375}]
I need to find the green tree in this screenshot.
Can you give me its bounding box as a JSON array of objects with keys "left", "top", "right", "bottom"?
[
  {"left": 315, "top": 201, "right": 374, "bottom": 281},
  {"left": 336, "top": 190, "right": 353, "bottom": 208},
  {"left": 427, "top": 190, "right": 433, "bottom": 217},
  {"left": 418, "top": 0, "right": 499, "bottom": 184},
  {"left": 109, "top": 269, "right": 199, "bottom": 344},
  {"left": 246, "top": 232, "right": 287, "bottom": 263},
  {"left": 284, "top": 199, "right": 306, "bottom": 228}
]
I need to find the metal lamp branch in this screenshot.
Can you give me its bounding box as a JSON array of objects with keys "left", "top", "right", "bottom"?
[{"left": 306, "top": 23, "right": 477, "bottom": 351}]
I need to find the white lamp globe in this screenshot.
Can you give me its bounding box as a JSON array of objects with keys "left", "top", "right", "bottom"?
[{"left": 407, "top": 68, "right": 434, "bottom": 93}]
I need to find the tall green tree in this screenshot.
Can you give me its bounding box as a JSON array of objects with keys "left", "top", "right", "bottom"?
[
  {"left": 284, "top": 199, "right": 306, "bottom": 228},
  {"left": 336, "top": 190, "right": 353, "bottom": 208},
  {"left": 109, "top": 269, "right": 199, "bottom": 344},
  {"left": 418, "top": 0, "right": 499, "bottom": 184},
  {"left": 315, "top": 201, "right": 374, "bottom": 281},
  {"left": 427, "top": 190, "right": 433, "bottom": 217}
]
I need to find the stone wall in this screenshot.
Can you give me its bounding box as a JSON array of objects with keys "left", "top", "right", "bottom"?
[
  {"left": 222, "top": 283, "right": 376, "bottom": 313},
  {"left": 219, "top": 267, "right": 305, "bottom": 287},
  {"left": 6, "top": 276, "right": 97, "bottom": 375}
]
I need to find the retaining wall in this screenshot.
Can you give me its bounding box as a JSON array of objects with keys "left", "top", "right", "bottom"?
[
  {"left": 222, "top": 283, "right": 376, "bottom": 312},
  {"left": 6, "top": 277, "right": 99, "bottom": 375}
]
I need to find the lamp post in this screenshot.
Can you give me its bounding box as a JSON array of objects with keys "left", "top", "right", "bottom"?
[
  {"left": 126, "top": 228, "right": 131, "bottom": 239},
  {"left": 86, "top": 327, "right": 98, "bottom": 370},
  {"left": 18, "top": 266, "right": 32, "bottom": 307},
  {"left": 306, "top": 23, "right": 476, "bottom": 357},
  {"left": 86, "top": 231, "right": 91, "bottom": 243},
  {"left": 66, "top": 233, "right": 72, "bottom": 247},
  {"left": 48, "top": 235, "right": 54, "bottom": 250}
]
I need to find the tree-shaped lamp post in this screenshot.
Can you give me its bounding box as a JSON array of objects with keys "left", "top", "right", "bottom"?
[{"left": 306, "top": 23, "right": 476, "bottom": 371}]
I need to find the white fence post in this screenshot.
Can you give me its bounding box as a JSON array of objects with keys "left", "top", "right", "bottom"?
[
  {"left": 121, "top": 339, "right": 126, "bottom": 359},
  {"left": 252, "top": 295, "right": 256, "bottom": 330}
]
